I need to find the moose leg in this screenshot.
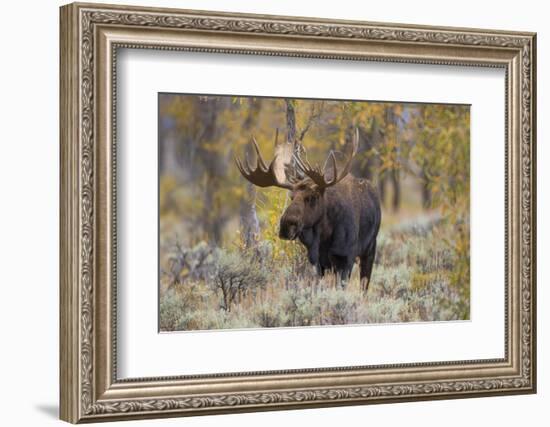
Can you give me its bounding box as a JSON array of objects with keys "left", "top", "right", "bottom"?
[
  {"left": 328, "top": 222, "right": 354, "bottom": 289},
  {"left": 360, "top": 241, "right": 377, "bottom": 293},
  {"left": 300, "top": 227, "right": 323, "bottom": 277},
  {"left": 341, "top": 256, "right": 355, "bottom": 290},
  {"left": 307, "top": 239, "right": 320, "bottom": 268},
  {"left": 333, "top": 270, "right": 343, "bottom": 290},
  {"left": 330, "top": 255, "right": 353, "bottom": 290},
  {"left": 318, "top": 245, "right": 331, "bottom": 291},
  {"left": 298, "top": 227, "right": 323, "bottom": 293}
]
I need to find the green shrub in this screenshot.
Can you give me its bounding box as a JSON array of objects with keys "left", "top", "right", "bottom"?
[
  {"left": 254, "top": 303, "right": 288, "bottom": 328},
  {"left": 211, "top": 249, "right": 270, "bottom": 311}
]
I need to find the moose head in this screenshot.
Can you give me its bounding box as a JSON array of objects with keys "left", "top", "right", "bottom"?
[{"left": 235, "top": 129, "right": 359, "bottom": 241}]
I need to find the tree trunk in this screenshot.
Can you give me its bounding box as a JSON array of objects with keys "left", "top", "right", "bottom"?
[
  {"left": 239, "top": 99, "right": 262, "bottom": 248},
  {"left": 240, "top": 182, "right": 260, "bottom": 248},
  {"left": 285, "top": 99, "right": 301, "bottom": 181},
  {"left": 285, "top": 99, "right": 297, "bottom": 145},
  {"left": 391, "top": 168, "right": 400, "bottom": 212},
  {"left": 386, "top": 107, "right": 401, "bottom": 212},
  {"left": 196, "top": 98, "right": 225, "bottom": 244},
  {"left": 421, "top": 167, "right": 432, "bottom": 208},
  {"left": 378, "top": 176, "right": 386, "bottom": 209}
]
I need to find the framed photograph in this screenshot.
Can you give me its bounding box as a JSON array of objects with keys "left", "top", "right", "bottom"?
[{"left": 60, "top": 2, "right": 537, "bottom": 423}]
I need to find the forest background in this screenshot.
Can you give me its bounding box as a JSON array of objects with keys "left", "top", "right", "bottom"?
[{"left": 158, "top": 94, "right": 470, "bottom": 332}]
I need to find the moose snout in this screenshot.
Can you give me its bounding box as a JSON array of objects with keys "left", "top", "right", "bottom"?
[{"left": 279, "top": 218, "right": 301, "bottom": 240}]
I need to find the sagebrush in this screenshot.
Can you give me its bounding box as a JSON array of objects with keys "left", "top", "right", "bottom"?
[{"left": 160, "top": 213, "right": 469, "bottom": 331}]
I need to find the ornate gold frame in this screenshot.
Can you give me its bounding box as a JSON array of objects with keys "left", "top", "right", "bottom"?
[{"left": 59, "top": 2, "right": 537, "bottom": 423}]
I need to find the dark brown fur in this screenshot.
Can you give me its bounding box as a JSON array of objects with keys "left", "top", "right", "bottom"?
[{"left": 279, "top": 175, "right": 381, "bottom": 291}]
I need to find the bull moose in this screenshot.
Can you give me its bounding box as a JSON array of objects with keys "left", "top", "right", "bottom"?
[{"left": 235, "top": 129, "right": 381, "bottom": 293}]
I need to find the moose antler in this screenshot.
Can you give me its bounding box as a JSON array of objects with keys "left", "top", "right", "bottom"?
[
  {"left": 235, "top": 130, "right": 295, "bottom": 190},
  {"left": 294, "top": 128, "right": 359, "bottom": 190}
]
